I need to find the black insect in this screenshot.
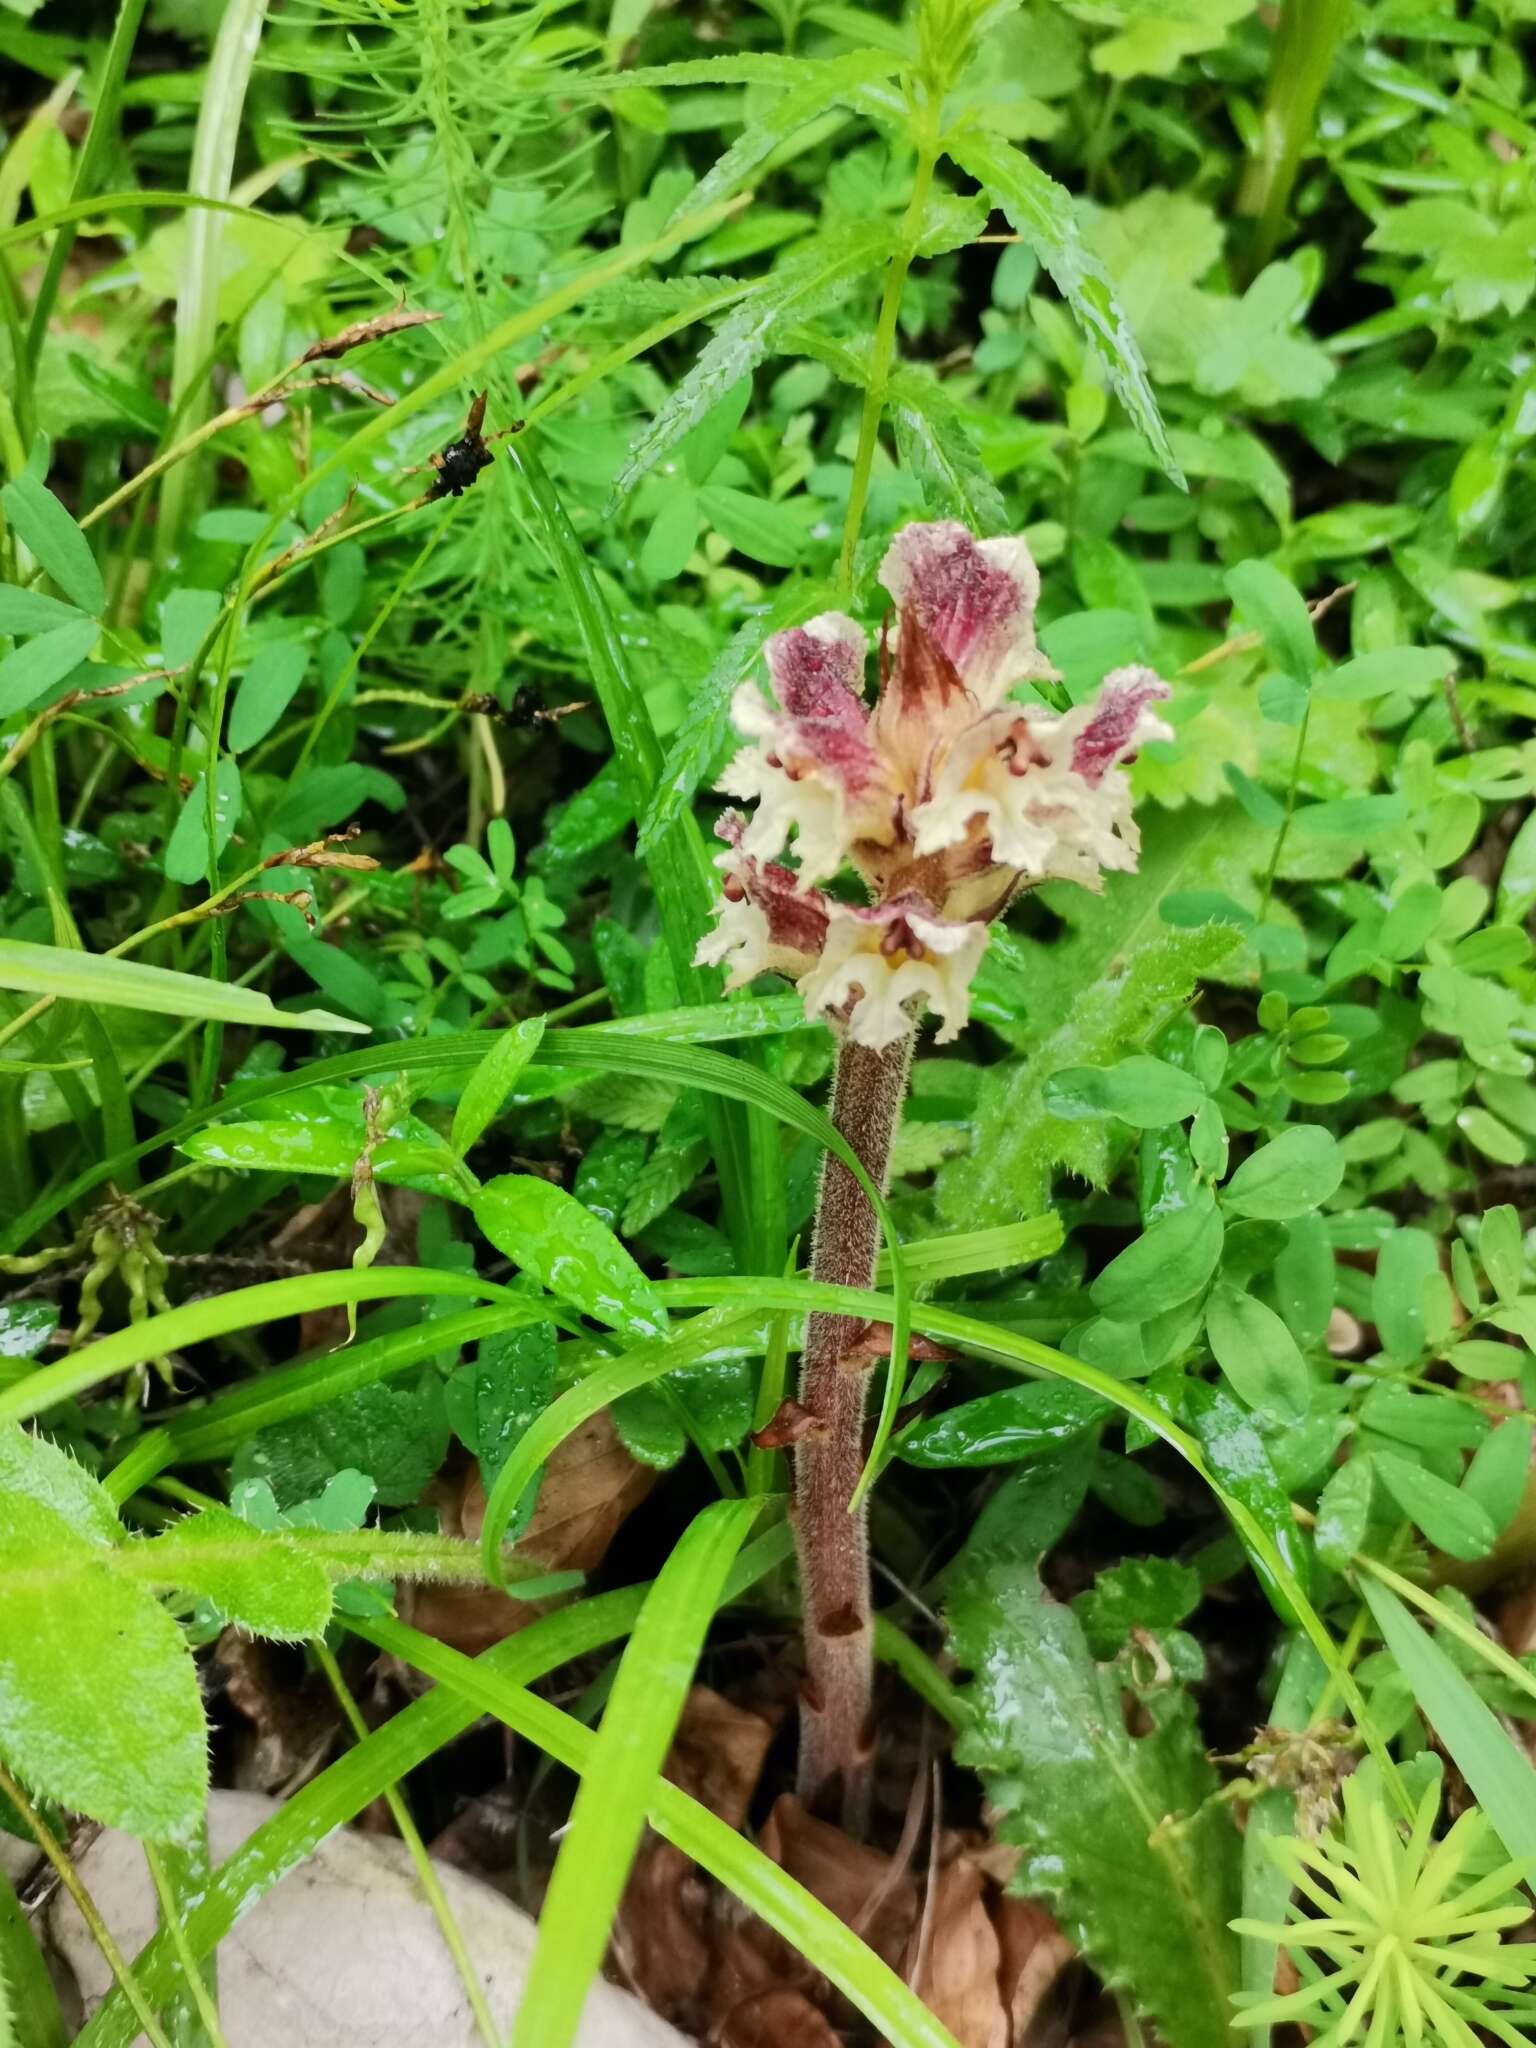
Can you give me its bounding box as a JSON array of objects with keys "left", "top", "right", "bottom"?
[
  {"left": 460, "top": 687, "right": 589, "bottom": 729},
  {"left": 428, "top": 391, "right": 495, "bottom": 499}
]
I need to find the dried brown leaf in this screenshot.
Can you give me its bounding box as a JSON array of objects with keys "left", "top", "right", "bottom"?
[
  {"left": 759, "top": 1794, "right": 917, "bottom": 1970},
  {"left": 904, "top": 1857, "right": 1008, "bottom": 2048},
  {"left": 409, "top": 1415, "right": 656, "bottom": 1656},
  {"left": 215, "top": 1633, "right": 338, "bottom": 1795},
  {"left": 995, "top": 1895, "right": 1075, "bottom": 2046}
]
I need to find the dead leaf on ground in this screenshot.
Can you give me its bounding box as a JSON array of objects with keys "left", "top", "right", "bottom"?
[
  {"left": 617, "top": 1687, "right": 778, "bottom": 2022},
  {"left": 405, "top": 1412, "right": 657, "bottom": 1656},
  {"left": 708, "top": 1929, "right": 841, "bottom": 2047},
  {"left": 995, "top": 1896, "right": 1076, "bottom": 2046},
  {"left": 214, "top": 1633, "right": 339, "bottom": 1794},
  {"left": 760, "top": 1795, "right": 918, "bottom": 1970},
  {"left": 906, "top": 1854, "right": 1008, "bottom": 2048}
]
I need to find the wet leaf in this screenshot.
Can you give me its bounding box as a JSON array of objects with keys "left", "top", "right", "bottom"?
[{"left": 474, "top": 1173, "right": 668, "bottom": 1340}]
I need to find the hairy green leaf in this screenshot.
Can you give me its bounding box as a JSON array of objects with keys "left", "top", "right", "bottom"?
[{"left": 948, "top": 1532, "right": 1239, "bottom": 2046}]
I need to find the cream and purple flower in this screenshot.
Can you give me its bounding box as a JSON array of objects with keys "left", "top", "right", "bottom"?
[{"left": 695, "top": 520, "right": 1172, "bottom": 1050}]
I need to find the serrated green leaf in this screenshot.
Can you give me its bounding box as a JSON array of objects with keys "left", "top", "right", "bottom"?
[
  {"left": 234, "top": 1371, "right": 451, "bottom": 1511},
  {"left": 663, "top": 51, "right": 897, "bottom": 226},
  {"left": 948, "top": 1539, "right": 1238, "bottom": 2047},
  {"left": 0, "top": 1426, "right": 120, "bottom": 1544},
  {"left": 889, "top": 365, "right": 1009, "bottom": 533},
  {"left": 945, "top": 129, "right": 1181, "bottom": 487},
  {"left": 613, "top": 221, "right": 892, "bottom": 498},
  {"left": 147, "top": 1507, "right": 333, "bottom": 1639},
  {"left": 943, "top": 808, "right": 1259, "bottom": 1224}
]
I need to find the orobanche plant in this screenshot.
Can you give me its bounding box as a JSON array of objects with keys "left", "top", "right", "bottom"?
[{"left": 697, "top": 517, "right": 1170, "bottom": 1816}]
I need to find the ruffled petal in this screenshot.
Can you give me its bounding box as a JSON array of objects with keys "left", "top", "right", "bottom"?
[
  {"left": 908, "top": 666, "right": 1173, "bottom": 896},
  {"left": 765, "top": 613, "right": 873, "bottom": 775},
  {"left": 1070, "top": 664, "right": 1174, "bottom": 785},
  {"left": 878, "top": 522, "right": 1053, "bottom": 708},
  {"left": 717, "top": 616, "right": 895, "bottom": 885},
  {"left": 796, "top": 899, "right": 989, "bottom": 1049},
  {"left": 693, "top": 815, "right": 831, "bottom": 989}
]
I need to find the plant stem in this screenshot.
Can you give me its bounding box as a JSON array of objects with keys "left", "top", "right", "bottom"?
[
  {"left": 794, "top": 1027, "right": 913, "bottom": 1828},
  {"left": 314, "top": 1642, "right": 501, "bottom": 2048},
  {"left": 1237, "top": 0, "right": 1352, "bottom": 274},
  {"left": 0, "top": 1762, "right": 176, "bottom": 2048},
  {"left": 1258, "top": 695, "right": 1312, "bottom": 916},
  {"left": 836, "top": 134, "right": 937, "bottom": 593},
  {"left": 24, "top": 0, "right": 151, "bottom": 378}
]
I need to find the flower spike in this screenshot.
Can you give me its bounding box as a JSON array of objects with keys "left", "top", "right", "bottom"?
[{"left": 695, "top": 520, "right": 1171, "bottom": 1048}]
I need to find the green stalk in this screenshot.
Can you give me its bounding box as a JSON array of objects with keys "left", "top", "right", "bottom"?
[
  {"left": 24, "top": 0, "right": 151, "bottom": 375},
  {"left": 1258, "top": 694, "right": 1312, "bottom": 915},
  {"left": 313, "top": 1643, "right": 500, "bottom": 2048},
  {"left": 837, "top": 125, "right": 938, "bottom": 590},
  {"left": 143, "top": 1842, "right": 228, "bottom": 2048},
  {"left": 156, "top": 0, "right": 271, "bottom": 558},
  {"left": 0, "top": 1764, "right": 175, "bottom": 2048},
  {"left": 1237, "top": 0, "right": 1352, "bottom": 273}
]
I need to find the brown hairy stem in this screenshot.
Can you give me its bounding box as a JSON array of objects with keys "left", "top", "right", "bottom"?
[{"left": 794, "top": 1027, "right": 914, "bottom": 1830}]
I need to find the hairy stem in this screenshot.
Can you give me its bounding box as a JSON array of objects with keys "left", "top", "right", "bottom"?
[{"left": 794, "top": 1028, "right": 913, "bottom": 1828}]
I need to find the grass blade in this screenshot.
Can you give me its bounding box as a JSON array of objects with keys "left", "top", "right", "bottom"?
[
  {"left": 0, "top": 940, "right": 369, "bottom": 1035},
  {"left": 0, "top": 1000, "right": 814, "bottom": 1252},
  {"left": 73, "top": 1533, "right": 796, "bottom": 2048},
  {"left": 511, "top": 1497, "right": 766, "bottom": 2048},
  {"left": 504, "top": 438, "right": 772, "bottom": 1272},
  {"left": 0, "top": 1267, "right": 518, "bottom": 1426},
  {"left": 478, "top": 1305, "right": 761, "bottom": 1582},
  {"left": 1356, "top": 1574, "right": 1536, "bottom": 1865},
  {"left": 360, "top": 1613, "right": 965, "bottom": 2048}
]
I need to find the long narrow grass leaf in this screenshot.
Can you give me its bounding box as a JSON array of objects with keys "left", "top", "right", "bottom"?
[
  {"left": 512, "top": 1497, "right": 766, "bottom": 2048},
  {"left": 73, "top": 1534, "right": 796, "bottom": 2048},
  {"left": 0, "top": 941, "right": 368, "bottom": 1034},
  {"left": 1356, "top": 1574, "right": 1536, "bottom": 1865},
  {"left": 359, "top": 1614, "right": 965, "bottom": 2048},
  {"left": 0, "top": 1268, "right": 518, "bottom": 1426}
]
